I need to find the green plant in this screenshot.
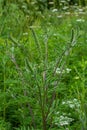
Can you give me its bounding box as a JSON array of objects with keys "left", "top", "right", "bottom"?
[
  {"left": 73, "top": 59, "right": 87, "bottom": 130},
  {"left": 15, "top": 126, "right": 34, "bottom": 130},
  {"left": 1, "top": 3, "right": 87, "bottom": 129},
  {"left": 7, "top": 27, "right": 79, "bottom": 130}
]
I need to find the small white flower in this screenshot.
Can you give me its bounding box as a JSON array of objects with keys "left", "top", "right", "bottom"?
[
  {"left": 76, "top": 19, "right": 85, "bottom": 22},
  {"left": 53, "top": 33, "right": 57, "bottom": 36},
  {"left": 23, "top": 32, "right": 28, "bottom": 36},
  {"left": 56, "top": 67, "right": 71, "bottom": 74},
  {"left": 22, "top": 5, "right": 26, "bottom": 9},
  {"left": 59, "top": 116, "right": 74, "bottom": 126},
  {"left": 52, "top": 9, "right": 58, "bottom": 12},
  {"left": 65, "top": 12, "right": 71, "bottom": 15},
  {"left": 57, "top": 15, "right": 63, "bottom": 18},
  {"left": 66, "top": 68, "right": 71, "bottom": 73},
  {"left": 56, "top": 111, "right": 60, "bottom": 115},
  {"left": 56, "top": 68, "right": 65, "bottom": 74},
  {"left": 60, "top": 121, "right": 69, "bottom": 126},
  {"left": 79, "top": 12, "right": 85, "bottom": 15},
  {"left": 66, "top": 128, "right": 69, "bottom": 130},
  {"left": 78, "top": 8, "right": 83, "bottom": 12},
  {"left": 56, "top": 68, "right": 61, "bottom": 74},
  {"left": 63, "top": 6, "right": 69, "bottom": 10},
  {"left": 62, "top": 101, "right": 66, "bottom": 105},
  {"left": 61, "top": 0, "right": 66, "bottom": 3},
  {"left": 73, "top": 98, "right": 78, "bottom": 102},
  {"left": 69, "top": 104, "right": 75, "bottom": 108},
  {"left": 49, "top": 2, "right": 54, "bottom": 5}
]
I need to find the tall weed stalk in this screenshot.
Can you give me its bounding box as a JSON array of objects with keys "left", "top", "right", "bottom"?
[{"left": 9, "top": 28, "right": 79, "bottom": 130}]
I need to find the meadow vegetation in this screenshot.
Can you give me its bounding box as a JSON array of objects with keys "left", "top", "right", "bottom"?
[{"left": 0, "top": 0, "right": 87, "bottom": 130}]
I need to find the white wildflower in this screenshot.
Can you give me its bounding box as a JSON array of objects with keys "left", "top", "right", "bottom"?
[
  {"left": 66, "top": 68, "right": 71, "bottom": 73},
  {"left": 63, "top": 6, "right": 69, "bottom": 10},
  {"left": 56, "top": 68, "right": 61, "bottom": 74},
  {"left": 79, "top": 11, "right": 85, "bottom": 14},
  {"left": 55, "top": 68, "right": 65, "bottom": 74},
  {"left": 69, "top": 104, "right": 75, "bottom": 109},
  {"left": 65, "top": 12, "right": 71, "bottom": 15},
  {"left": 73, "top": 98, "right": 78, "bottom": 102},
  {"left": 62, "top": 101, "right": 66, "bottom": 105},
  {"left": 61, "top": 0, "right": 66, "bottom": 3},
  {"left": 59, "top": 116, "right": 74, "bottom": 126},
  {"left": 60, "top": 121, "right": 69, "bottom": 126},
  {"left": 57, "top": 15, "right": 63, "bottom": 18},
  {"left": 66, "top": 128, "right": 69, "bottom": 130},
  {"left": 23, "top": 32, "right": 28, "bottom": 36},
  {"left": 52, "top": 9, "right": 58, "bottom": 12},
  {"left": 78, "top": 8, "right": 83, "bottom": 12},
  {"left": 56, "top": 67, "right": 71, "bottom": 74},
  {"left": 53, "top": 33, "right": 57, "bottom": 36},
  {"left": 62, "top": 98, "right": 80, "bottom": 109},
  {"left": 49, "top": 2, "right": 54, "bottom": 5},
  {"left": 56, "top": 111, "right": 60, "bottom": 115},
  {"left": 76, "top": 19, "right": 85, "bottom": 22}
]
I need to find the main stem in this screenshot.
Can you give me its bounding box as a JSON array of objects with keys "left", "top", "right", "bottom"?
[{"left": 42, "top": 112, "right": 47, "bottom": 130}]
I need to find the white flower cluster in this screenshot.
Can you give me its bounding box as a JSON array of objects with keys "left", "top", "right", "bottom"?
[
  {"left": 76, "top": 19, "right": 85, "bottom": 22},
  {"left": 62, "top": 98, "right": 80, "bottom": 109},
  {"left": 56, "top": 67, "right": 71, "bottom": 74},
  {"left": 54, "top": 114, "right": 74, "bottom": 126},
  {"left": 57, "top": 15, "right": 63, "bottom": 18},
  {"left": 53, "top": 98, "right": 80, "bottom": 127},
  {"left": 52, "top": 9, "right": 58, "bottom": 12}
]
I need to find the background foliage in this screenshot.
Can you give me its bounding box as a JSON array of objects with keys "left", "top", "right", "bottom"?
[{"left": 0, "top": 0, "right": 87, "bottom": 130}]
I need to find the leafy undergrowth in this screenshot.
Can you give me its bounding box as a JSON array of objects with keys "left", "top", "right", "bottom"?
[{"left": 0, "top": 5, "right": 87, "bottom": 130}]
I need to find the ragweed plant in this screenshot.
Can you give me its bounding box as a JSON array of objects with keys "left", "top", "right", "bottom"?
[{"left": 8, "top": 28, "right": 79, "bottom": 130}]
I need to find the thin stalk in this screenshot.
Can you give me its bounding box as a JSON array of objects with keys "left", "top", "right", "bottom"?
[
  {"left": 30, "top": 28, "right": 48, "bottom": 129},
  {"left": 41, "top": 36, "right": 48, "bottom": 130},
  {"left": 53, "top": 29, "right": 75, "bottom": 76},
  {"left": 46, "top": 29, "right": 79, "bottom": 123},
  {"left": 30, "top": 28, "right": 43, "bottom": 61},
  {"left": 6, "top": 43, "right": 36, "bottom": 128},
  {"left": 3, "top": 59, "right": 6, "bottom": 120}
]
